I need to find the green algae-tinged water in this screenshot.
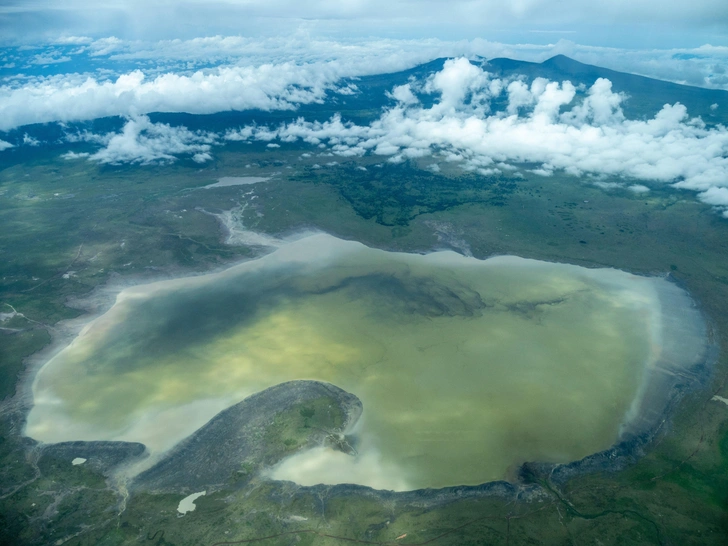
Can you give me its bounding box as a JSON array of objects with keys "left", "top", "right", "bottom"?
[{"left": 27, "top": 234, "right": 701, "bottom": 490}]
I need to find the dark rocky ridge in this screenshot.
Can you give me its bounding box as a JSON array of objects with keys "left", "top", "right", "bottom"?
[
  {"left": 266, "top": 478, "right": 545, "bottom": 518},
  {"left": 133, "top": 380, "right": 362, "bottom": 494}
]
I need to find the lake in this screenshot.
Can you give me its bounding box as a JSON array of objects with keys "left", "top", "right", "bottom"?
[{"left": 26, "top": 234, "right": 707, "bottom": 490}]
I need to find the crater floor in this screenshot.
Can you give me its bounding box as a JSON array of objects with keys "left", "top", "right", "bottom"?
[{"left": 27, "top": 234, "right": 707, "bottom": 490}]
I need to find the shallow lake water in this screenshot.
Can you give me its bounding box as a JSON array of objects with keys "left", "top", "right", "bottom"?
[{"left": 27, "top": 234, "right": 707, "bottom": 490}]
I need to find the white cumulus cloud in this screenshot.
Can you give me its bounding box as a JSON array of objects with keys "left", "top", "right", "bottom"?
[
  {"left": 23, "top": 133, "right": 40, "bottom": 146},
  {"left": 31, "top": 53, "right": 71, "bottom": 65},
  {"left": 70, "top": 115, "right": 218, "bottom": 165},
  {"left": 0, "top": 63, "right": 348, "bottom": 131}
]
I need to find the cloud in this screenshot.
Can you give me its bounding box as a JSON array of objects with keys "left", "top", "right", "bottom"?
[
  {"left": 53, "top": 35, "right": 93, "bottom": 45},
  {"left": 87, "top": 36, "right": 125, "bottom": 57},
  {"left": 74, "top": 115, "right": 217, "bottom": 164},
  {"left": 0, "top": 64, "right": 341, "bottom": 131},
  {"left": 225, "top": 58, "right": 728, "bottom": 215},
  {"left": 68, "top": 35, "right": 728, "bottom": 91},
  {"left": 61, "top": 151, "right": 89, "bottom": 160},
  {"left": 697, "top": 186, "right": 728, "bottom": 206},
  {"left": 23, "top": 133, "right": 40, "bottom": 146},
  {"left": 191, "top": 152, "right": 212, "bottom": 163},
  {"left": 0, "top": 140, "right": 13, "bottom": 151},
  {"left": 3, "top": 44, "right": 466, "bottom": 131},
  {"left": 30, "top": 53, "right": 71, "bottom": 64},
  {"left": 388, "top": 84, "right": 418, "bottom": 106}
]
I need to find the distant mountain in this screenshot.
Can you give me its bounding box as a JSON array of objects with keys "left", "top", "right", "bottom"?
[
  {"left": 485, "top": 54, "right": 728, "bottom": 124},
  {"left": 321, "top": 54, "right": 728, "bottom": 125}
]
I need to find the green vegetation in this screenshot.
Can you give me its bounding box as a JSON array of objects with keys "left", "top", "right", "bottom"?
[
  {"left": 293, "top": 161, "right": 517, "bottom": 226},
  {"left": 261, "top": 397, "right": 346, "bottom": 464},
  {"left": 0, "top": 328, "right": 48, "bottom": 399}
]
